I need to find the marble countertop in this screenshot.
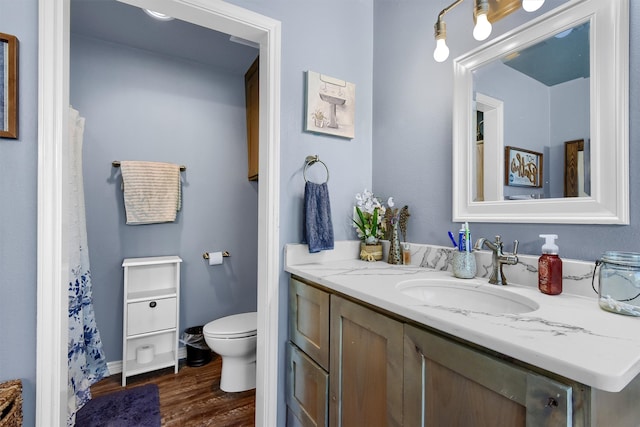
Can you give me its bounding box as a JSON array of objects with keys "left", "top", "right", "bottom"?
[{"left": 285, "top": 241, "right": 640, "bottom": 393}]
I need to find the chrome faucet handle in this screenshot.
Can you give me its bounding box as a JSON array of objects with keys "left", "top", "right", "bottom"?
[{"left": 512, "top": 239, "right": 519, "bottom": 255}]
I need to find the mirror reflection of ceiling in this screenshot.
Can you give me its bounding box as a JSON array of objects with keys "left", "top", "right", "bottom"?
[
  {"left": 70, "top": 0, "right": 258, "bottom": 74},
  {"left": 501, "top": 22, "right": 590, "bottom": 86}
]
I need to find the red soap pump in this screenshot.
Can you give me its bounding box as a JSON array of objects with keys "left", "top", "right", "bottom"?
[{"left": 538, "top": 234, "right": 562, "bottom": 295}]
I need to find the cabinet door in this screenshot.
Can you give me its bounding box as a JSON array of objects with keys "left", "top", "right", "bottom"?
[
  {"left": 244, "top": 57, "right": 259, "bottom": 181},
  {"left": 404, "top": 324, "right": 588, "bottom": 426},
  {"left": 287, "top": 343, "right": 328, "bottom": 427},
  {"left": 290, "top": 278, "right": 330, "bottom": 370},
  {"left": 330, "top": 295, "right": 403, "bottom": 427}
]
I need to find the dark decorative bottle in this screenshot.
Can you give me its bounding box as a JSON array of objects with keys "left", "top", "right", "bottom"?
[{"left": 538, "top": 234, "right": 562, "bottom": 295}]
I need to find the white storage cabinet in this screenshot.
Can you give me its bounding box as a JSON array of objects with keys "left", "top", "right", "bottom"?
[{"left": 122, "top": 256, "right": 182, "bottom": 386}]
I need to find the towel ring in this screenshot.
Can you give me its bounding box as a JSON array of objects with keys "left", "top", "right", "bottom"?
[{"left": 303, "top": 155, "right": 329, "bottom": 183}]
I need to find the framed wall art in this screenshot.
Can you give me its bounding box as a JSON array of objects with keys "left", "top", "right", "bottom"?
[
  {"left": 305, "top": 70, "right": 355, "bottom": 139},
  {"left": 0, "top": 32, "right": 18, "bottom": 139},
  {"left": 505, "top": 146, "right": 543, "bottom": 188}
]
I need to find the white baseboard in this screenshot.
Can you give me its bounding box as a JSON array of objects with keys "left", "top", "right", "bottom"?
[{"left": 106, "top": 347, "right": 187, "bottom": 376}]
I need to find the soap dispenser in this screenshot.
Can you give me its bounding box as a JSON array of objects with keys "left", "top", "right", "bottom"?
[{"left": 538, "top": 234, "right": 562, "bottom": 295}]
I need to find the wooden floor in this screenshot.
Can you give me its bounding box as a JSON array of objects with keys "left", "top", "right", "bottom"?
[{"left": 90, "top": 355, "right": 256, "bottom": 426}]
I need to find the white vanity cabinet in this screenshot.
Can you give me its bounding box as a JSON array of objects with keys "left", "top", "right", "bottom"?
[{"left": 121, "top": 256, "right": 182, "bottom": 386}]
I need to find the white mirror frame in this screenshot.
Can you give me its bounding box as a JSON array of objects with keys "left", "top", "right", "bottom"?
[{"left": 452, "top": 0, "right": 629, "bottom": 224}]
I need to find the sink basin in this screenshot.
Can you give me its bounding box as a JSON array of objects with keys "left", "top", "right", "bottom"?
[{"left": 396, "top": 278, "right": 539, "bottom": 314}]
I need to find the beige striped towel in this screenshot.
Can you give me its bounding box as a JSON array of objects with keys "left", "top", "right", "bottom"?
[{"left": 120, "top": 161, "right": 182, "bottom": 225}]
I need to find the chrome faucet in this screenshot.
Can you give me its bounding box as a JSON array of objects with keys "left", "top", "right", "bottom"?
[{"left": 474, "top": 235, "right": 519, "bottom": 286}]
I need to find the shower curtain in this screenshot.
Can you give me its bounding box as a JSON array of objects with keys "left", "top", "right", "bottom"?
[{"left": 66, "top": 107, "right": 108, "bottom": 425}]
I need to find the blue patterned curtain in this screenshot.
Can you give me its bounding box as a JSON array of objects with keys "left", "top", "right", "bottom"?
[{"left": 66, "top": 107, "right": 108, "bottom": 425}]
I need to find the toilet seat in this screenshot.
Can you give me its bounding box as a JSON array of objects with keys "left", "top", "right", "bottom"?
[{"left": 203, "top": 312, "right": 257, "bottom": 339}]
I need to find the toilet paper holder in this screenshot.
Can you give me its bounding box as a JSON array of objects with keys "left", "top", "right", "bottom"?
[{"left": 202, "top": 251, "right": 230, "bottom": 260}]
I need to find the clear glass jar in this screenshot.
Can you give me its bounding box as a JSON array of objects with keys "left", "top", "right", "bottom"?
[{"left": 596, "top": 251, "right": 640, "bottom": 316}]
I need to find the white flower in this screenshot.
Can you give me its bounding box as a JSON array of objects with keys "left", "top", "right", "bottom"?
[
  {"left": 387, "top": 197, "right": 395, "bottom": 208},
  {"left": 352, "top": 188, "right": 395, "bottom": 243}
]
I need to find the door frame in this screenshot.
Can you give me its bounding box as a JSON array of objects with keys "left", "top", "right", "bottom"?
[{"left": 37, "top": 0, "right": 281, "bottom": 425}]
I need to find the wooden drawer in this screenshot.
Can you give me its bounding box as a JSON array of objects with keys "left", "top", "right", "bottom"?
[
  {"left": 127, "top": 297, "right": 176, "bottom": 336},
  {"left": 289, "top": 278, "right": 330, "bottom": 370},
  {"left": 287, "top": 343, "right": 328, "bottom": 427}
]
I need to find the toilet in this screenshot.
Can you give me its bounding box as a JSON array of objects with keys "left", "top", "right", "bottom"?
[{"left": 203, "top": 311, "right": 257, "bottom": 392}]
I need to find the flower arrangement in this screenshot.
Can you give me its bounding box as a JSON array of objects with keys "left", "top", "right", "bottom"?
[{"left": 352, "top": 189, "right": 393, "bottom": 245}]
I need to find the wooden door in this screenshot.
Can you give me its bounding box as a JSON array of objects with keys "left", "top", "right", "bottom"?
[
  {"left": 244, "top": 57, "right": 259, "bottom": 181},
  {"left": 403, "top": 324, "right": 587, "bottom": 426},
  {"left": 287, "top": 343, "right": 329, "bottom": 427},
  {"left": 289, "top": 278, "right": 330, "bottom": 370},
  {"left": 564, "top": 139, "right": 584, "bottom": 197},
  {"left": 330, "top": 295, "right": 403, "bottom": 427}
]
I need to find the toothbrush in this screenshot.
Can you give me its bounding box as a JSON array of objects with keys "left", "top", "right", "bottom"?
[
  {"left": 464, "top": 222, "right": 470, "bottom": 252},
  {"left": 448, "top": 231, "right": 458, "bottom": 248}
]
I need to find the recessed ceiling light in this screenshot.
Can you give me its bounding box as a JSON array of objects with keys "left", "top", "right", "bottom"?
[{"left": 143, "top": 9, "right": 174, "bottom": 21}]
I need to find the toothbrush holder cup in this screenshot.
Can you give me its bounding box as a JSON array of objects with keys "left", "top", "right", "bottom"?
[{"left": 452, "top": 251, "right": 477, "bottom": 279}]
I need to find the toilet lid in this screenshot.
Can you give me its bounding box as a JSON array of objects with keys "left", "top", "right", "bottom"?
[{"left": 203, "top": 312, "right": 257, "bottom": 339}]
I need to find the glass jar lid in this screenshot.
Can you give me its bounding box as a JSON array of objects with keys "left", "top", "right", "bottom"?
[{"left": 601, "top": 251, "right": 640, "bottom": 266}]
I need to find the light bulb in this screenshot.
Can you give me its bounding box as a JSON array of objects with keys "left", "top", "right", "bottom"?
[
  {"left": 522, "top": 0, "right": 545, "bottom": 12},
  {"left": 433, "top": 38, "right": 450, "bottom": 62},
  {"left": 473, "top": 13, "right": 492, "bottom": 41}
]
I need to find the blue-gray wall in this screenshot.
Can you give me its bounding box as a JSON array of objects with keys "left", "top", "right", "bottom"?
[
  {"left": 0, "top": 1, "right": 38, "bottom": 426},
  {"left": 5, "top": 0, "right": 639, "bottom": 425},
  {"left": 70, "top": 34, "right": 259, "bottom": 362},
  {"left": 373, "top": 0, "right": 639, "bottom": 260},
  {"left": 1, "top": 0, "right": 373, "bottom": 425}
]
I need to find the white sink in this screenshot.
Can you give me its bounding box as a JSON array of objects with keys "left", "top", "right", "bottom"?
[{"left": 396, "top": 278, "right": 539, "bottom": 314}]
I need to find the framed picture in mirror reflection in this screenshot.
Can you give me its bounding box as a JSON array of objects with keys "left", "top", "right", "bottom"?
[{"left": 505, "top": 146, "right": 542, "bottom": 188}]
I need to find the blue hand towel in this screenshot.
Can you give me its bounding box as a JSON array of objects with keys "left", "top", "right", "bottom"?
[{"left": 303, "top": 181, "right": 334, "bottom": 253}]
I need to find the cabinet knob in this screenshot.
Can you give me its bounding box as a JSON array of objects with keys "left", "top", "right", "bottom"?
[{"left": 149, "top": 301, "right": 157, "bottom": 308}]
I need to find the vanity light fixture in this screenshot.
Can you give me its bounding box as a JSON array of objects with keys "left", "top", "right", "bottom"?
[
  {"left": 143, "top": 9, "right": 175, "bottom": 21},
  {"left": 433, "top": 0, "right": 543, "bottom": 62}
]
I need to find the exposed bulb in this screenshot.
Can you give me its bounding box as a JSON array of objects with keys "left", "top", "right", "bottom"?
[
  {"left": 473, "top": 13, "right": 492, "bottom": 41},
  {"left": 433, "top": 38, "right": 450, "bottom": 62},
  {"left": 522, "top": 0, "right": 545, "bottom": 12}
]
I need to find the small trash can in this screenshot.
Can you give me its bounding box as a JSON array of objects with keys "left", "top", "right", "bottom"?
[{"left": 182, "top": 326, "right": 212, "bottom": 367}]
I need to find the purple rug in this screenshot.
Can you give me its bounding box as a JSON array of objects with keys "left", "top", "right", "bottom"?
[{"left": 75, "top": 383, "right": 161, "bottom": 427}]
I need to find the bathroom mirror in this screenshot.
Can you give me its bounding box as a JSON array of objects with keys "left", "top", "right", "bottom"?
[{"left": 452, "top": 0, "right": 628, "bottom": 224}]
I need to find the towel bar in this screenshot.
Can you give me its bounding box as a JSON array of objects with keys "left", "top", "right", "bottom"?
[{"left": 112, "top": 161, "right": 186, "bottom": 172}]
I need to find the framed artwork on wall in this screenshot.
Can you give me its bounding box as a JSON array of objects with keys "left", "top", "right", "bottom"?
[
  {"left": 0, "top": 32, "right": 18, "bottom": 139},
  {"left": 305, "top": 70, "right": 355, "bottom": 139},
  {"left": 505, "top": 146, "right": 543, "bottom": 188}
]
